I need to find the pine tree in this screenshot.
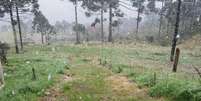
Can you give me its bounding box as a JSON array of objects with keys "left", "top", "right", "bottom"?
[
  {"left": 32, "top": 11, "right": 55, "bottom": 44},
  {"left": 108, "top": 0, "right": 124, "bottom": 42},
  {"left": 69, "top": 0, "right": 123, "bottom": 42},
  {"left": 131, "top": 0, "right": 145, "bottom": 38},
  {"left": 0, "top": 0, "right": 38, "bottom": 53},
  {"left": 170, "top": 0, "right": 182, "bottom": 61}
]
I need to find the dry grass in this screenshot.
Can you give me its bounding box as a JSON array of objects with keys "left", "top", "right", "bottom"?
[{"left": 105, "top": 75, "right": 166, "bottom": 101}]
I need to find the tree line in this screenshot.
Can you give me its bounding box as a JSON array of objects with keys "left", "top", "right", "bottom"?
[{"left": 0, "top": 0, "right": 201, "bottom": 54}]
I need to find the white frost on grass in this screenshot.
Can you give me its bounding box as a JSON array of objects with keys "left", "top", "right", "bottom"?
[
  {"left": 35, "top": 51, "right": 39, "bottom": 55},
  {"left": 64, "top": 60, "right": 67, "bottom": 65},
  {"left": 12, "top": 90, "right": 15, "bottom": 95},
  {"left": 176, "top": 34, "right": 180, "bottom": 39},
  {"left": 51, "top": 47, "right": 56, "bottom": 52},
  {"left": 26, "top": 61, "right": 31, "bottom": 64},
  {"left": 48, "top": 73, "right": 52, "bottom": 81},
  {"left": 3, "top": 73, "right": 7, "bottom": 76}
]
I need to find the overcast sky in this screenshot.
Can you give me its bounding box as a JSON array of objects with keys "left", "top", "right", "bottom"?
[
  {"left": 0, "top": 0, "right": 162, "bottom": 26},
  {"left": 39, "top": 0, "right": 138, "bottom": 24}
]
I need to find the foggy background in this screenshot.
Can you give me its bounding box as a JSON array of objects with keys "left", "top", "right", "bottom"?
[
  {"left": 0, "top": 0, "right": 162, "bottom": 44},
  {"left": 37, "top": 0, "right": 137, "bottom": 24}
]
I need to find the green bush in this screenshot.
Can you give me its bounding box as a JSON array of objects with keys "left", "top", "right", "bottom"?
[
  {"left": 176, "top": 89, "right": 194, "bottom": 101},
  {"left": 149, "top": 79, "right": 200, "bottom": 101},
  {"left": 195, "top": 92, "right": 201, "bottom": 101},
  {"left": 135, "top": 73, "right": 156, "bottom": 87},
  {"left": 57, "top": 68, "right": 65, "bottom": 74},
  {"left": 176, "top": 87, "right": 201, "bottom": 101}
]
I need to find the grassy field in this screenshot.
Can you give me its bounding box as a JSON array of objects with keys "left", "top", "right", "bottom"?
[{"left": 0, "top": 42, "right": 200, "bottom": 101}]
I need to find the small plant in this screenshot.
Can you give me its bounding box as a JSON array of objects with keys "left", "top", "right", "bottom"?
[
  {"left": 176, "top": 89, "right": 194, "bottom": 101},
  {"left": 112, "top": 66, "right": 123, "bottom": 73},
  {"left": 57, "top": 68, "right": 65, "bottom": 74},
  {"left": 0, "top": 61, "right": 4, "bottom": 86},
  {"left": 82, "top": 58, "right": 91, "bottom": 63},
  {"left": 32, "top": 68, "right": 37, "bottom": 80},
  {"left": 128, "top": 72, "right": 137, "bottom": 77},
  {"left": 62, "top": 84, "right": 71, "bottom": 92},
  {"left": 195, "top": 92, "right": 201, "bottom": 101},
  {"left": 0, "top": 42, "right": 10, "bottom": 65},
  {"left": 145, "top": 36, "right": 154, "bottom": 43},
  {"left": 135, "top": 73, "right": 155, "bottom": 87},
  {"left": 64, "top": 65, "right": 71, "bottom": 70},
  {"left": 117, "top": 66, "right": 123, "bottom": 73},
  {"left": 101, "top": 59, "right": 107, "bottom": 66},
  {"left": 149, "top": 80, "right": 182, "bottom": 98}
]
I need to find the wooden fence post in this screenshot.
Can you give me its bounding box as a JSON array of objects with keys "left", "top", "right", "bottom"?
[{"left": 173, "top": 48, "right": 180, "bottom": 72}]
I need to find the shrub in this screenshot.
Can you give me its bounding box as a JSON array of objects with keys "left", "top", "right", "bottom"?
[
  {"left": 149, "top": 80, "right": 183, "bottom": 98},
  {"left": 176, "top": 89, "right": 194, "bottom": 101},
  {"left": 149, "top": 79, "right": 200, "bottom": 101},
  {"left": 135, "top": 73, "right": 156, "bottom": 87},
  {"left": 0, "top": 42, "right": 10, "bottom": 64},
  {"left": 195, "top": 92, "right": 201, "bottom": 101},
  {"left": 145, "top": 36, "right": 154, "bottom": 43}
]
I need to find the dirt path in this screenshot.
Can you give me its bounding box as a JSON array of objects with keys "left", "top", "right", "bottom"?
[
  {"left": 39, "top": 52, "right": 165, "bottom": 101},
  {"left": 39, "top": 74, "right": 73, "bottom": 101}
]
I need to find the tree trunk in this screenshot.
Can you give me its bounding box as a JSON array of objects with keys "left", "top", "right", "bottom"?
[
  {"left": 9, "top": 3, "right": 19, "bottom": 54},
  {"left": 16, "top": 6, "right": 23, "bottom": 51},
  {"left": 158, "top": 0, "right": 164, "bottom": 40},
  {"left": 117, "top": 19, "right": 120, "bottom": 38},
  {"left": 189, "top": 0, "right": 196, "bottom": 34},
  {"left": 101, "top": 1, "right": 104, "bottom": 42},
  {"left": 166, "top": 21, "right": 169, "bottom": 34},
  {"left": 136, "top": 7, "right": 140, "bottom": 39},
  {"left": 158, "top": 20, "right": 162, "bottom": 39},
  {"left": 75, "top": 0, "right": 80, "bottom": 44},
  {"left": 170, "top": 0, "right": 182, "bottom": 61},
  {"left": 46, "top": 32, "right": 50, "bottom": 45},
  {"left": 86, "top": 32, "right": 89, "bottom": 42},
  {"left": 41, "top": 33, "right": 44, "bottom": 44},
  {"left": 108, "top": 5, "right": 113, "bottom": 42},
  {"left": 0, "top": 61, "right": 4, "bottom": 87}
]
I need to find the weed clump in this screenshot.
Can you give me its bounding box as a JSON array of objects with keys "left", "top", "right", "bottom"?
[
  {"left": 149, "top": 79, "right": 201, "bottom": 101},
  {"left": 133, "top": 72, "right": 157, "bottom": 87},
  {"left": 149, "top": 80, "right": 183, "bottom": 97},
  {"left": 0, "top": 42, "right": 10, "bottom": 65}
]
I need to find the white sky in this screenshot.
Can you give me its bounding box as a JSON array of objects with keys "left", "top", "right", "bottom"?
[
  {"left": 0, "top": 0, "right": 162, "bottom": 26},
  {"left": 38, "top": 0, "right": 138, "bottom": 24}
]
